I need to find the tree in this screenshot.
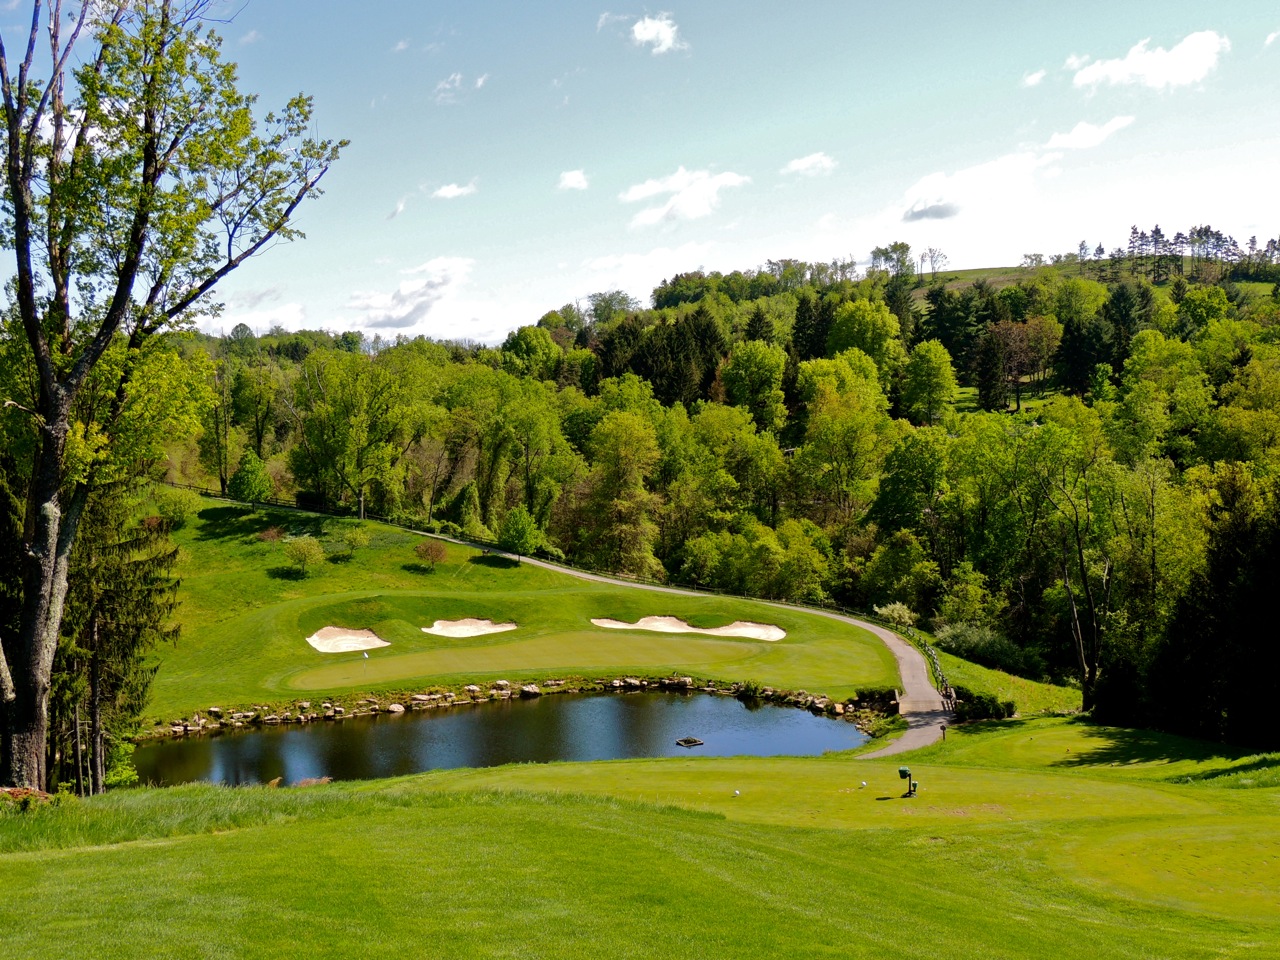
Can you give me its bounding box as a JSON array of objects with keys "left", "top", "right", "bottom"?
[
  {"left": 414, "top": 539, "right": 447, "bottom": 570},
  {"left": 722, "top": 340, "right": 787, "bottom": 432},
  {"left": 228, "top": 451, "right": 272, "bottom": 509},
  {"left": 0, "top": 1, "right": 344, "bottom": 788},
  {"left": 498, "top": 505, "right": 541, "bottom": 561},
  {"left": 901, "top": 340, "right": 957, "bottom": 426},
  {"left": 826, "top": 299, "right": 907, "bottom": 390},
  {"left": 284, "top": 536, "right": 326, "bottom": 576}
]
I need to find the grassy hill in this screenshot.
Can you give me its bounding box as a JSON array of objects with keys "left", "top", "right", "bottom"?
[
  {"left": 3, "top": 716, "right": 1276, "bottom": 958},
  {"left": 150, "top": 505, "right": 911, "bottom": 721}
]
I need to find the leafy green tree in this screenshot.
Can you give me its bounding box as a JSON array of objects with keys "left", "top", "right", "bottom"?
[
  {"left": 228, "top": 451, "right": 273, "bottom": 509},
  {"left": 580, "top": 411, "right": 663, "bottom": 578},
  {"left": 723, "top": 340, "right": 788, "bottom": 432},
  {"left": 501, "top": 325, "right": 562, "bottom": 381},
  {"left": 284, "top": 536, "right": 326, "bottom": 576},
  {"left": 901, "top": 340, "right": 957, "bottom": 425},
  {"left": 498, "top": 505, "right": 542, "bottom": 560},
  {"left": 0, "top": 1, "right": 344, "bottom": 788},
  {"left": 1175, "top": 285, "right": 1230, "bottom": 339},
  {"left": 826, "top": 299, "right": 907, "bottom": 389}
]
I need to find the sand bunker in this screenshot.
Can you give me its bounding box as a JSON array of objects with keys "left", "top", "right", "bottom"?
[
  {"left": 306, "top": 626, "right": 391, "bottom": 653},
  {"left": 422, "top": 618, "right": 518, "bottom": 638},
  {"left": 590, "top": 616, "right": 785, "bottom": 642}
]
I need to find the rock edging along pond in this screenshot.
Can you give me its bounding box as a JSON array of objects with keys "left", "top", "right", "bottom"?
[
  {"left": 133, "top": 687, "right": 883, "bottom": 787},
  {"left": 146, "top": 674, "right": 903, "bottom": 742}
]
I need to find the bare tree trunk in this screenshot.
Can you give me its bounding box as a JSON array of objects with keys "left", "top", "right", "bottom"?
[
  {"left": 73, "top": 701, "right": 84, "bottom": 797},
  {"left": 90, "top": 622, "right": 104, "bottom": 795}
]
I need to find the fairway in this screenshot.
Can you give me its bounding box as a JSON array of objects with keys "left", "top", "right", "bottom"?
[
  {"left": 150, "top": 507, "right": 902, "bottom": 717},
  {"left": 3, "top": 718, "right": 1276, "bottom": 959}
]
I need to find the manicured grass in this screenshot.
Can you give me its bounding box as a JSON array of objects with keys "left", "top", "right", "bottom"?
[
  {"left": 151, "top": 506, "right": 898, "bottom": 719},
  {"left": 3, "top": 718, "right": 1277, "bottom": 958},
  {"left": 937, "top": 649, "right": 1082, "bottom": 715}
]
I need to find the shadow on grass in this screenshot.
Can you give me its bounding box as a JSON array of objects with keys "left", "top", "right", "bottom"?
[
  {"left": 195, "top": 505, "right": 330, "bottom": 543},
  {"left": 1050, "top": 722, "right": 1271, "bottom": 772},
  {"left": 327, "top": 553, "right": 354, "bottom": 564},
  {"left": 468, "top": 554, "right": 519, "bottom": 570},
  {"left": 401, "top": 563, "right": 438, "bottom": 575},
  {"left": 267, "top": 566, "right": 307, "bottom": 581}
]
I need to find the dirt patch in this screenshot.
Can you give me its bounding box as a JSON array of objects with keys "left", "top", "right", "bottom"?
[
  {"left": 590, "top": 615, "right": 785, "bottom": 641},
  {"left": 305, "top": 626, "right": 391, "bottom": 653},
  {"left": 422, "top": 618, "right": 518, "bottom": 638}
]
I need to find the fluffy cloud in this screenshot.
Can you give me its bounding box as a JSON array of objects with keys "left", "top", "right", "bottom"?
[
  {"left": 434, "top": 72, "right": 463, "bottom": 103},
  {"left": 239, "top": 30, "right": 261, "bottom": 46},
  {"left": 632, "top": 14, "right": 687, "bottom": 55},
  {"left": 1044, "top": 115, "right": 1135, "bottom": 150},
  {"left": 1022, "top": 69, "right": 1046, "bottom": 87},
  {"left": 1070, "top": 31, "right": 1230, "bottom": 89},
  {"left": 432, "top": 180, "right": 477, "bottom": 199},
  {"left": 781, "top": 152, "right": 837, "bottom": 177},
  {"left": 475, "top": 73, "right": 489, "bottom": 89},
  {"left": 393, "top": 39, "right": 410, "bottom": 53},
  {"left": 558, "top": 169, "right": 589, "bottom": 190},
  {"left": 347, "top": 258, "right": 476, "bottom": 330},
  {"left": 619, "top": 166, "right": 749, "bottom": 228},
  {"left": 1267, "top": 30, "right": 1279, "bottom": 47}
]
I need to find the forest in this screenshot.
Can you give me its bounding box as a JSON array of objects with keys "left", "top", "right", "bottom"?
[{"left": 6, "top": 225, "right": 1279, "bottom": 788}]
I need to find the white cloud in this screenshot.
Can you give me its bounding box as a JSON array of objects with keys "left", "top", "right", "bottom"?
[
  {"left": 582, "top": 242, "right": 716, "bottom": 300},
  {"left": 348, "top": 257, "right": 476, "bottom": 330},
  {"left": 387, "top": 196, "right": 410, "bottom": 220},
  {"left": 393, "top": 39, "right": 410, "bottom": 53},
  {"left": 1022, "top": 69, "right": 1046, "bottom": 87},
  {"left": 597, "top": 12, "right": 628, "bottom": 31},
  {"left": 619, "top": 166, "right": 750, "bottom": 228},
  {"left": 632, "top": 14, "right": 687, "bottom": 55},
  {"left": 432, "top": 180, "right": 477, "bottom": 199},
  {"left": 434, "top": 72, "right": 463, "bottom": 103},
  {"left": 1267, "top": 30, "right": 1279, "bottom": 47},
  {"left": 1044, "top": 115, "right": 1135, "bottom": 150},
  {"left": 558, "top": 169, "right": 589, "bottom": 190},
  {"left": 239, "top": 30, "right": 261, "bottom": 46},
  {"left": 1072, "top": 31, "right": 1230, "bottom": 89},
  {"left": 781, "top": 152, "right": 837, "bottom": 177},
  {"left": 475, "top": 73, "right": 489, "bottom": 89}
]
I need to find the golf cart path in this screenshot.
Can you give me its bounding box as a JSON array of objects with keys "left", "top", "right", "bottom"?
[{"left": 481, "top": 547, "right": 950, "bottom": 758}]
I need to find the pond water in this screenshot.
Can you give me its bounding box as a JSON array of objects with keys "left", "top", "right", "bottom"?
[{"left": 133, "top": 692, "right": 867, "bottom": 786}]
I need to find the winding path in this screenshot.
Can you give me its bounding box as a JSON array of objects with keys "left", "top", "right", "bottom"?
[{"left": 477, "top": 545, "right": 951, "bottom": 757}]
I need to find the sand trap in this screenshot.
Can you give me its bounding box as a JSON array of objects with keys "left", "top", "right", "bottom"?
[
  {"left": 590, "top": 616, "right": 785, "bottom": 642},
  {"left": 422, "top": 618, "right": 518, "bottom": 638},
  {"left": 306, "top": 626, "right": 390, "bottom": 653}
]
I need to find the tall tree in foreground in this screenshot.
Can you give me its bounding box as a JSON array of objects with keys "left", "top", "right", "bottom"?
[{"left": 0, "top": 1, "right": 344, "bottom": 788}]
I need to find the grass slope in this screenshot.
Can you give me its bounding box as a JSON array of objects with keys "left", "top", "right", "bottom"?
[
  {"left": 151, "top": 506, "right": 899, "bottom": 719},
  {"left": 3, "top": 717, "right": 1277, "bottom": 958}
]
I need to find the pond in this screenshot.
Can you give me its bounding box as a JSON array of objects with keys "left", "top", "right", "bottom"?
[{"left": 133, "top": 692, "right": 868, "bottom": 786}]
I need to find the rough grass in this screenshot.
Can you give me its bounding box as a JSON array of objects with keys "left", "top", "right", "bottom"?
[
  {"left": 150, "top": 506, "right": 898, "bottom": 719},
  {"left": 936, "top": 649, "right": 1082, "bottom": 714},
  {"left": 3, "top": 718, "right": 1277, "bottom": 958}
]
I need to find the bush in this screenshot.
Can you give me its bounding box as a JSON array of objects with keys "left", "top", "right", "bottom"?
[
  {"left": 228, "top": 451, "right": 273, "bottom": 507},
  {"left": 934, "top": 622, "right": 1045, "bottom": 678},
  {"left": 258, "top": 525, "right": 283, "bottom": 542},
  {"left": 873, "top": 601, "right": 918, "bottom": 628},
  {"left": 154, "top": 487, "right": 204, "bottom": 530},
  {"left": 952, "top": 685, "right": 1016, "bottom": 722},
  {"left": 284, "top": 535, "right": 326, "bottom": 575},
  {"left": 343, "top": 526, "right": 371, "bottom": 553}
]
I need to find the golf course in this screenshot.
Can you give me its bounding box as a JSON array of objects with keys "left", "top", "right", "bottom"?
[{"left": 4, "top": 504, "right": 1277, "bottom": 958}]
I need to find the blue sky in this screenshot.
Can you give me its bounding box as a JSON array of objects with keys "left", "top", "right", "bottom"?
[{"left": 160, "top": 3, "right": 1280, "bottom": 340}]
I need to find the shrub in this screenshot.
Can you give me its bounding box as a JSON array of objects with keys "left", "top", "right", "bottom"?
[
  {"left": 415, "top": 539, "right": 447, "bottom": 569},
  {"left": 934, "top": 622, "right": 1045, "bottom": 678},
  {"left": 873, "top": 601, "right": 918, "bottom": 628},
  {"left": 952, "top": 685, "right": 1016, "bottom": 722},
  {"left": 258, "top": 525, "right": 283, "bottom": 542},
  {"left": 154, "top": 487, "right": 204, "bottom": 530},
  {"left": 343, "top": 526, "right": 371, "bottom": 553},
  {"left": 284, "top": 535, "right": 326, "bottom": 575}
]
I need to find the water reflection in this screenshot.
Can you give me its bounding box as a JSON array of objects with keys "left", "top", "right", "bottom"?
[{"left": 134, "top": 692, "right": 867, "bottom": 787}]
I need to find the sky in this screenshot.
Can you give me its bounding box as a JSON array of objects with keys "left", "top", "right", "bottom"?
[{"left": 23, "top": 1, "right": 1280, "bottom": 343}]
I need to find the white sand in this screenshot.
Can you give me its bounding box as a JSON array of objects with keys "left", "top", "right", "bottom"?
[
  {"left": 590, "top": 616, "right": 785, "bottom": 642},
  {"left": 422, "top": 618, "right": 518, "bottom": 638},
  {"left": 305, "top": 626, "right": 391, "bottom": 653}
]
